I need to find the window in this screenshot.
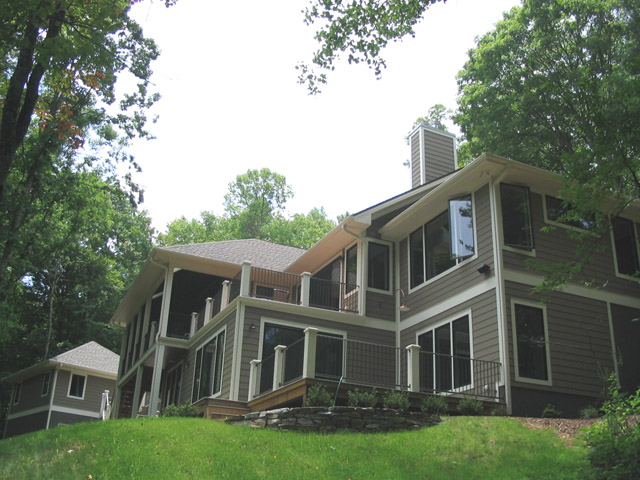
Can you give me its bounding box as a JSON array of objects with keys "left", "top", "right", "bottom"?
[
  {"left": 192, "top": 329, "right": 225, "bottom": 403},
  {"left": 368, "top": 242, "right": 390, "bottom": 291},
  {"left": 68, "top": 374, "right": 86, "bottom": 399},
  {"left": 417, "top": 315, "right": 472, "bottom": 392},
  {"left": 345, "top": 245, "right": 358, "bottom": 293},
  {"left": 41, "top": 372, "right": 51, "bottom": 397},
  {"left": 409, "top": 195, "right": 475, "bottom": 289},
  {"left": 612, "top": 217, "right": 640, "bottom": 277},
  {"left": 163, "top": 364, "right": 183, "bottom": 408},
  {"left": 12, "top": 383, "right": 22, "bottom": 404},
  {"left": 501, "top": 184, "right": 534, "bottom": 250},
  {"left": 545, "top": 195, "right": 595, "bottom": 231},
  {"left": 512, "top": 302, "right": 551, "bottom": 384}
]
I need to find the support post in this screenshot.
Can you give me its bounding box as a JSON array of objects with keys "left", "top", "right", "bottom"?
[
  {"left": 406, "top": 344, "right": 421, "bottom": 393},
  {"left": 131, "top": 365, "right": 144, "bottom": 418},
  {"left": 240, "top": 261, "right": 252, "bottom": 297},
  {"left": 204, "top": 297, "right": 213, "bottom": 324},
  {"left": 148, "top": 344, "right": 165, "bottom": 417},
  {"left": 248, "top": 359, "right": 261, "bottom": 401},
  {"left": 221, "top": 280, "right": 231, "bottom": 309},
  {"left": 301, "top": 272, "right": 311, "bottom": 307},
  {"left": 272, "top": 345, "right": 286, "bottom": 391},
  {"left": 190, "top": 312, "right": 198, "bottom": 338},
  {"left": 303, "top": 327, "right": 318, "bottom": 379}
]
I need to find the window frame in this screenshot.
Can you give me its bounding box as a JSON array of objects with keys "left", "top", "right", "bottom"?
[
  {"left": 366, "top": 239, "right": 391, "bottom": 294},
  {"left": 499, "top": 183, "right": 535, "bottom": 254},
  {"left": 191, "top": 326, "right": 226, "bottom": 404},
  {"left": 510, "top": 299, "right": 552, "bottom": 386},
  {"left": 12, "top": 383, "right": 22, "bottom": 405},
  {"left": 407, "top": 192, "right": 478, "bottom": 294},
  {"left": 610, "top": 216, "right": 640, "bottom": 281},
  {"left": 67, "top": 373, "right": 87, "bottom": 400},
  {"left": 41, "top": 371, "right": 51, "bottom": 397},
  {"left": 543, "top": 194, "right": 596, "bottom": 233}
]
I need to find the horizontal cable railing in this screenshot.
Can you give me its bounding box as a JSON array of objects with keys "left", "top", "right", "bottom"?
[
  {"left": 258, "top": 354, "right": 275, "bottom": 396},
  {"left": 166, "top": 312, "right": 192, "bottom": 339},
  {"left": 250, "top": 267, "right": 301, "bottom": 305},
  {"left": 309, "top": 278, "right": 359, "bottom": 313},
  {"left": 418, "top": 350, "right": 503, "bottom": 401}
]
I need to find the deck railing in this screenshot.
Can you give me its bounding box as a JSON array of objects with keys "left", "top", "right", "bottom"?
[
  {"left": 166, "top": 312, "right": 192, "bottom": 339},
  {"left": 250, "top": 267, "right": 301, "bottom": 305},
  {"left": 309, "top": 278, "right": 359, "bottom": 313}
]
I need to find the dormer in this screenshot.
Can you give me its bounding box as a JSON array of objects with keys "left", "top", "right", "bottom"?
[{"left": 409, "top": 123, "right": 457, "bottom": 188}]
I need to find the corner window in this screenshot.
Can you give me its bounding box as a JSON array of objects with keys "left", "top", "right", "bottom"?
[
  {"left": 345, "top": 245, "right": 358, "bottom": 293},
  {"left": 545, "top": 195, "right": 595, "bottom": 231},
  {"left": 500, "top": 184, "right": 534, "bottom": 250},
  {"left": 41, "top": 372, "right": 51, "bottom": 397},
  {"left": 368, "top": 242, "right": 390, "bottom": 291},
  {"left": 68, "top": 374, "right": 87, "bottom": 399},
  {"left": 612, "top": 217, "right": 640, "bottom": 277},
  {"left": 192, "top": 329, "right": 225, "bottom": 403},
  {"left": 12, "top": 383, "right": 22, "bottom": 404},
  {"left": 512, "top": 302, "right": 551, "bottom": 384},
  {"left": 409, "top": 194, "right": 475, "bottom": 289}
]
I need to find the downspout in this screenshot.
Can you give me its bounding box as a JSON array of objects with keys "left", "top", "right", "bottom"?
[
  {"left": 45, "top": 365, "right": 60, "bottom": 429},
  {"left": 488, "top": 166, "right": 512, "bottom": 413}
]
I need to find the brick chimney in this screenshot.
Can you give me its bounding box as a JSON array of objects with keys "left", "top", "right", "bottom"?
[{"left": 409, "top": 123, "right": 457, "bottom": 188}]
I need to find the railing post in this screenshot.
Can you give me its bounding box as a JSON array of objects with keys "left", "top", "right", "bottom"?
[
  {"left": 406, "top": 344, "right": 421, "bottom": 393},
  {"left": 303, "top": 327, "right": 318, "bottom": 379},
  {"left": 204, "top": 297, "right": 213, "bottom": 324},
  {"left": 150, "top": 321, "right": 157, "bottom": 345},
  {"left": 272, "top": 345, "right": 286, "bottom": 390},
  {"left": 300, "top": 272, "right": 311, "bottom": 307},
  {"left": 221, "top": 280, "right": 231, "bottom": 309},
  {"left": 190, "top": 312, "right": 198, "bottom": 338},
  {"left": 240, "top": 261, "right": 252, "bottom": 297},
  {"left": 248, "top": 359, "right": 261, "bottom": 400}
]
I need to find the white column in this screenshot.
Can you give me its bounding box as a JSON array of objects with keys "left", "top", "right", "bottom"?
[
  {"left": 221, "top": 280, "right": 231, "bottom": 309},
  {"left": 204, "top": 297, "right": 213, "bottom": 324},
  {"left": 272, "top": 345, "right": 287, "bottom": 391},
  {"left": 300, "top": 272, "right": 311, "bottom": 307},
  {"left": 142, "top": 298, "right": 152, "bottom": 350},
  {"left": 406, "top": 344, "right": 421, "bottom": 393},
  {"left": 303, "top": 327, "right": 318, "bottom": 379},
  {"left": 150, "top": 321, "right": 157, "bottom": 345},
  {"left": 190, "top": 312, "right": 198, "bottom": 338},
  {"left": 248, "top": 359, "right": 261, "bottom": 400},
  {"left": 240, "top": 261, "right": 252, "bottom": 297},
  {"left": 148, "top": 344, "right": 165, "bottom": 417},
  {"left": 131, "top": 365, "right": 144, "bottom": 418},
  {"left": 159, "top": 267, "right": 174, "bottom": 338}
]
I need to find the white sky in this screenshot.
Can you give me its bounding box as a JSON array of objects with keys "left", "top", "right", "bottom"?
[{"left": 127, "top": 0, "right": 521, "bottom": 232}]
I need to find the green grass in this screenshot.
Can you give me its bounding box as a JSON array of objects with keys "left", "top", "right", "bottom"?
[{"left": 0, "top": 417, "right": 589, "bottom": 479}]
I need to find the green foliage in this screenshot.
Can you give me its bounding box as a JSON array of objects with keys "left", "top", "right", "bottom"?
[
  {"left": 160, "top": 404, "right": 200, "bottom": 418},
  {"left": 457, "top": 397, "right": 484, "bottom": 416},
  {"left": 580, "top": 406, "right": 601, "bottom": 420},
  {"left": 541, "top": 404, "right": 563, "bottom": 419},
  {"left": 306, "top": 384, "right": 332, "bottom": 407},
  {"left": 382, "top": 390, "right": 409, "bottom": 412},
  {"left": 420, "top": 395, "right": 448, "bottom": 415},
  {"left": 585, "top": 376, "right": 640, "bottom": 479},
  {"left": 347, "top": 388, "right": 378, "bottom": 408}
]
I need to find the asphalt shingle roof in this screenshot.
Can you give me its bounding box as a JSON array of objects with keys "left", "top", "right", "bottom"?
[
  {"left": 158, "top": 239, "right": 306, "bottom": 272},
  {"left": 51, "top": 341, "right": 119, "bottom": 375}
]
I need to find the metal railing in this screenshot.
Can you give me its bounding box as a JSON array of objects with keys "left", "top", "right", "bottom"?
[
  {"left": 166, "top": 312, "right": 192, "bottom": 339},
  {"left": 250, "top": 267, "right": 301, "bottom": 305},
  {"left": 258, "top": 353, "right": 275, "bottom": 395},
  {"left": 309, "top": 278, "right": 359, "bottom": 313}
]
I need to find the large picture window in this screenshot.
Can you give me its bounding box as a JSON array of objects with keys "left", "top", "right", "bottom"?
[
  {"left": 345, "top": 245, "right": 358, "bottom": 293},
  {"left": 368, "top": 242, "right": 390, "bottom": 291},
  {"left": 500, "top": 184, "right": 534, "bottom": 250},
  {"left": 612, "top": 217, "right": 640, "bottom": 277},
  {"left": 545, "top": 195, "right": 595, "bottom": 231},
  {"left": 191, "top": 329, "right": 225, "bottom": 403},
  {"left": 512, "top": 302, "right": 551, "bottom": 384},
  {"left": 417, "top": 315, "right": 472, "bottom": 392},
  {"left": 409, "top": 195, "right": 475, "bottom": 289}
]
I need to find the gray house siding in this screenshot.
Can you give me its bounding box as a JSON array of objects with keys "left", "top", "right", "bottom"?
[
  {"left": 505, "top": 281, "right": 614, "bottom": 416},
  {"left": 410, "top": 131, "right": 421, "bottom": 188},
  {"left": 423, "top": 129, "right": 456, "bottom": 184},
  {"left": 399, "top": 183, "right": 495, "bottom": 316},
  {"left": 53, "top": 370, "right": 114, "bottom": 414},
  {"left": 4, "top": 411, "right": 48, "bottom": 438},
  {"left": 365, "top": 290, "right": 395, "bottom": 321},
  {"left": 49, "top": 411, "right": 96, "bottom": 428},
  {"left": 8, "top": 371, "right": 52, "bottom": 414},
  {"left": 502, "top": 191, "right": 639, "bottom": 298}
]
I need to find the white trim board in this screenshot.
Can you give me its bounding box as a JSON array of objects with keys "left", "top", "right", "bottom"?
[
  {"left": 7, "top": 405, "right": 49, "bottom": 420},
  {"left": 50, "top": 405, "right": 100, "bottom": 419}
]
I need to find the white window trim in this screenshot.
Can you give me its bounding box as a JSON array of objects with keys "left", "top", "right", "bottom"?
[
  {"left": 191, "top": 325, "right": 226, "bottom": 403},
  {"left": 365, "top": 238, "right": 392, "bottom": 295},
  {"left": 67, "top": 373, "right": 87, "bottom": 400},
  {"left": 609, "top": 215, "right": 640, "bottom": 282},
  {"left": 41, "top": 371, "right": 51, "bottom": 397},
  {"left": 497, "top": 183, "right": 536, "bottom": 257},
  {"left": 510, "top": 298, "right": 553, "bottom": 386},
  {"left": 414, "top": 309, "right": 475, "bottom": 394},
  {"left": 12, "top": 383, "right": 22, "bottom": 405},
  {"left": 407, "top": 192, "right": 478, "bottom": 295},
  {"left": 542, "top": 194, "right": 598, "bottom": 236}
]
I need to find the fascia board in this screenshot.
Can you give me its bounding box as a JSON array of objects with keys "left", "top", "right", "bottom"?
[{"left": 2, "top": 360, "right": 54, "bottom": 383}]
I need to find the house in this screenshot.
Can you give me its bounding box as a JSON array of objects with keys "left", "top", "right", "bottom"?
[
  {"left": 110, "top": 124, "right": 640, "bottom": 420},
  {"left": 2, "top": 341, "right": 118, "bottom": 438}
]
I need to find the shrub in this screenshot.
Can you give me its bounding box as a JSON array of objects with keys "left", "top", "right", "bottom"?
[
  {"left": 541, "top": 403, "right": 563, "bottom": 418},
  {"left": 160, "top": 404, "right": 199, "bottom": 417},
  {"left": 457, "top": 397, "right": 483, "bottom": 416},
  {"left": 420, "top": 395, "right": 447, "bottom": 415},
  {"left": 585, "top": 375, "right": 640, "bottom": 479},
  {"left": 306, "top": 384, "right": 332, "bottom": 407},
  {"left": 382, "top": 390, "right": 409, "bottom": 412},
  {"left": 347, "top": 388, "right": 378, "bottom": 408},
  {"left": 580, "top": 405, "right": 601, "bottom": 419}
]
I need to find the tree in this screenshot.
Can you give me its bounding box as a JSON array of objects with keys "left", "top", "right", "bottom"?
[
  {"left": 298, "top": 0, "right": 443, "bottom": 93},
  {"left": 455, "top": 0, "right": 640, "bottom": 287},
  {"left": 268, "top": 207, "right": 337, "bottom": 249}
]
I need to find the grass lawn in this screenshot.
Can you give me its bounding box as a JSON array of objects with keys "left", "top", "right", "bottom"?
[{"left": 0, "top": 416, "right": 590, "bottom": 479}]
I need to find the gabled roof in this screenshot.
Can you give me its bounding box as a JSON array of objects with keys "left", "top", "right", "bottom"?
[
  {"left": 158, "top": 239, "right": 306, "bottom": 272},
  {"left": 2, "top": 341, "right": 119, "bottom": 383}
]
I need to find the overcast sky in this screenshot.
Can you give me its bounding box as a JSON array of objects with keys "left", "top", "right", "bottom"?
[{"left": 127, "top": 0, "right": 521, "bottom": 232}]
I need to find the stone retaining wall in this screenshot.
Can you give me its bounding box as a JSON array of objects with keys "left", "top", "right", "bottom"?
[{"left": 226, "top": 406, "right": 441, "bottom": 433}]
